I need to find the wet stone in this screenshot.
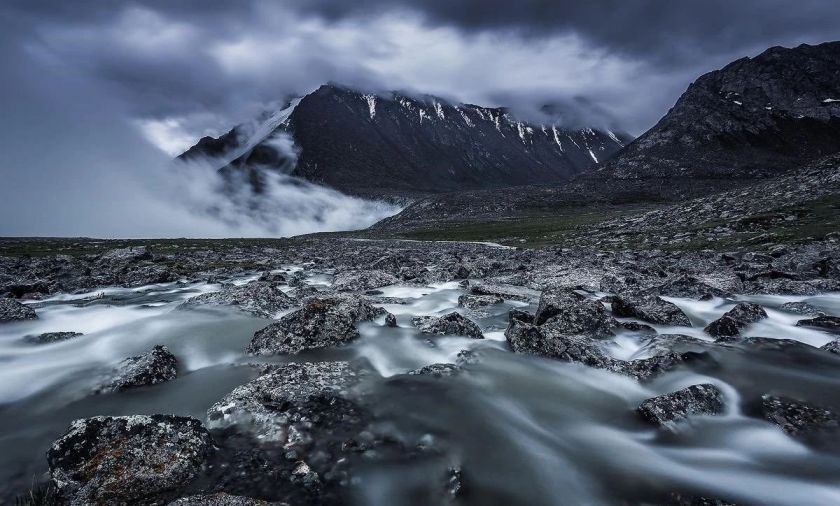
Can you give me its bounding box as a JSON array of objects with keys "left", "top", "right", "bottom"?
[
  {"left": 246, "top": 297, "right": 384, "bottom": 355},
  {"left": 705, "top": 303, "right": 767, "bottom": 339},
  {"left": 412, "top": 312, "right": 484, "bottom": 339},
  {"left": 611, "top": 295, "right": 690, "bottom": 326},
  {"left": 179, "top": 281, "right": 296, "bottom": 318},
  {"left": 457, "top": 294, "right": 503, "bottom": 309},
  {"left": 94, "top": 344, "right": 178, "bottom": 394},
  {"left": 795, "top": 315, "right": 840, "bottom": 333},
  {"left": 48, "top": 415, "right": 213, "bottom": 506},
  {"left": 168, "top": 493, "right": 273, "bottom": 505},
  {"left": 637, "top": 384, "right": 725, "bottom": 429},
  {"left": 23, "top": 331, "right": 83, "bottom": 345},
  {"left": 534, "top": 289, "right": 616, "bottom": 338},
  {"left": 761, "top": 394, "right": 840, "bottom": 438},
  {"left": 0, "top": 298, "right": 37, "bottom": 323},
  {"left": 333, "top": 269, "right": 399, "bottom": 292}
]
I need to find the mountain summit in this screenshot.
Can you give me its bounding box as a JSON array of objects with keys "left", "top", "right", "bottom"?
[
  {"left": 180, "top": 84, "right": 631, "bottom": 197},
  {"left": 596, "top": 41, "right": 840, "bottom": 183}
]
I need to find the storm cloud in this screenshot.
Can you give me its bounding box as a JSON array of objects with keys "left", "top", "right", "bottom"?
[{"left": 1, "top": 1, "right": 839, "bottom": 236}]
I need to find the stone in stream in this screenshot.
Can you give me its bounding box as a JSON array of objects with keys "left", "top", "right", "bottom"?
[
  {"left": 48, "top": 415, "right": 213, "bottom": 505},
  {"left": 704, "top": 303, "right": 767, "bottom": 339},
  {"left": 611, "top": 295, "right": 690, "bottom": 326},
  {"left": 779, "top": 301, "right": 823, "bottom": 316},
  {"left": 385, "top": 312, "right": 398, "bottom": 327},
  {"left": 412, "top": 312, "right": 484, "bottom": 339},
  {"left": 333, "top": 269, "right": 399, "bottom": 292},
  {"left": 168, "top": 493, "right": 272, "bottom": 506},
  {"left": 795, "top": 315, "right": 840, "bottom": 333},
  {"left": 821, "top": 339, "right": 840, "bottom": 354},
  {"left": 649, "top": 275, "right": 730, "bottom": 300},
  {"left": 761, "top": 394, "right": 840, "bottom": 437},
  {"left": 408, "top": 363, "right": 462, "bottom": 378},
  {"left": 23, "top": 331, "right": 83, "bottom": 344},
  {"left": 179, "top": 281, "right": 296, "bottom": 318},
  {"left": 246, "top": 297, "right": 385, "bottom": 355},
  {"left": 94, "top": 345, "right": 178, "bottom": 394},
  {"left": 534, "top": 288, "right": 616, "bottom": 338},
  {"left": 457, "top": 293, "right": 503, "bottom": 309},
  {"left": 0, "top": 298, "right": 37, "bottom": 322},
  {"left": 637, "top": 384, "right": 725, "bottom": 429}
]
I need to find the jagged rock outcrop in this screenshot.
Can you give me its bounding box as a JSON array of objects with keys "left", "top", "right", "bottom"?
[
  {"left": 611, "top": 295, "right": 690, "bottom": 326},
  {"left": 246, "top": 297, "right": 384, "bottom": 355},
  {"left": 705, "top": 303, "right": 768, "bottom": 339},
  {"left": 0, "top": 298, "right": 37, "bottom": 322},
  {"left": 412, "top": 312, "right": 484, "bottom": 339},
  {"left": 95, "top": 345, "right": 178, "bottom": 394}
]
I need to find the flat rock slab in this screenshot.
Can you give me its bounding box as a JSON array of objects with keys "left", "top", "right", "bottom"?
[
  {"left": 795, "top": 315, "right": 840, "bottom": 333},
  {"left": 179, "top": 281, "right": 295, "bottom": 318},
  {"left": 48, "top": 415, "right": 213, "bottom": 505},
  {"left": 637, "top": 384, "right": 725, "bottom": 429},
  {"left": 23, "top": 331, "right": 83, "bottom": 344}
]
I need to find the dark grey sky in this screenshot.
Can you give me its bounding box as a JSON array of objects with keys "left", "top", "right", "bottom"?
[{"left": 1, "top": 1, "right": 839, "bottom": 236}]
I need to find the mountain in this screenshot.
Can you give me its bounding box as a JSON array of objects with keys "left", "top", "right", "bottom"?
[
  {"left": 179, "top": 84, "right": 631, "bottom": 197},
  {"left": 594, "top": 41, "right": 840, "bottom": 183}
]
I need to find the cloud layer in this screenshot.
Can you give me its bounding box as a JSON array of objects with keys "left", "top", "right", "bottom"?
[{"left": 1, "top": 1, "right": 839, "bottom": 236}]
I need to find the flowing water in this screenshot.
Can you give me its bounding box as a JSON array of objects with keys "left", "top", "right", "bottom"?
[{"left": 1, "top": 268, "right": 839, "bottom": 504}]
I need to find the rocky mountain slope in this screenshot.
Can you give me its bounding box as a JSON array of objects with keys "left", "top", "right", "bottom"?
[
  {"left": 593, "top": 41, "right": 840, "bottom": 183},
  {"left": 180, "top": 84, "right": 630, "bottom": 197}
]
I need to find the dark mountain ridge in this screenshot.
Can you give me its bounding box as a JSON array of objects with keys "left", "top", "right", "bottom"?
[
  {"left": 180, "top": 84, "right": 631, "bottom": 197},
  {"left": 593, "top": 41, "right": 840, "bottom": 183}
]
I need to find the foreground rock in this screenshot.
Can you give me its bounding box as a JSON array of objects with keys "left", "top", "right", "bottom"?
[
  {"left": 246, "top": 297, "right": 384, "bottom": 355},
  {"left": 820, "top": 339, "right": 840, "bottom": 354},
  {"left": 48, "top": 415, "right": 213, "bottom": 505},
  {"left": 795, "top": 315, "right": 840, "bottom": 333},
  {"left": 180, "top": 281, "right": 295, "bottom": 318},
  {"left": 95, "top": 345, "right": 178, "bottom": 394},
  {"left": 0, "top": 298, "right": 37, "bottom": 322},
  {"left": 534, "top": 289, "right": 616, "bottom": 338},
  {"left": 457, "top": 294, "right": 503, "bottom": 309},
  {"left": 637, "top": 384, "right": 725, "bottom": 429},
  {"left": 168, "top": 493, "right": 273, "bottom": 506},
  {"left": 412, "top": 312, "right": 484, "bottom": 339},
  {"left": 23, "top": 331, "right": 83, "bottom": 344},
  {"left": 761, "top": 394, "right": 840, "bottom": 438},
  {"left": 611, "top": 295, "right": 690, "bottom": 326},
  {"left": 704, "top": 303, "right": 767, "bottom": 339}
]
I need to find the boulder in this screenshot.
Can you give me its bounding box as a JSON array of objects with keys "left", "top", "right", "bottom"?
[
  {"left": 704, "top": 303, "right": 767, "bottom": 339},
  {"left": 207, "top": 361, "right": 365, "bottom": 442},
  {"left": 0, "top": 298, "right": 37, "bottom": 322},
  {"left": 246, "top": 297, "right": 384, "bottom": 355},
  {"left": 761, "top": 394, "right": 840, "bottom": 437},
  {"left": 795, "top": 315, "right": 840, "bottom": 333},
  {"left": 333, "top": 269, "right": 399, "bottom": 292},
  {"left": 820, "top": 339, "right": 840, "bottom": 354},
  {"left": 611, "top": 295, "right": 690, "bottom": 326},
  {"left": 534, "top": 289, "right": 616, "bottom": 338},
  {"left": 637, "top": 384, "right": 725, "bottom": 429},
  {"left": 651, "top": 275, "right": 729, "bottom": 299},
  {"left": 95, "top": 345, "right": 178, "bottom": 394},
  {"left": 385, "top": 312, "right": 398, "bottom": 327},
  {"left": 23, "top": 331, "right": 83, "bottom": 345},
  {"left": 48, "top": 415, "right": 213, "bottom": 505},
  {"left": 412, "top": 312, "right": 484, "bottom": 339},
  {"left": 168, "top": 493, "right": 272, "bottom": 506},
  {"left": 505, "top": 319, "right": 611, "bottom": 369},
  {"left": 179, "top": 281, "right": 295, "bottom": 318}
]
